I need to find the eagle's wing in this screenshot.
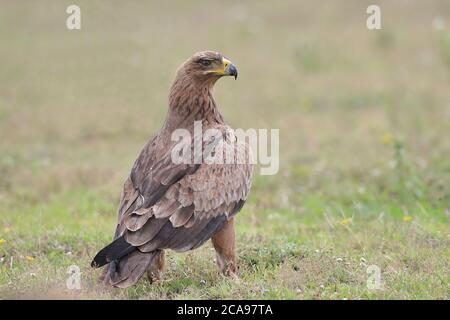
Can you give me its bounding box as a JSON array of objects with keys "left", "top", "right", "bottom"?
[
  {"left": 93, "top": 127, "right": 253, "bottom": 287},
  {"left": 112, "top": 135, "right": 201, "bottom": 239}
]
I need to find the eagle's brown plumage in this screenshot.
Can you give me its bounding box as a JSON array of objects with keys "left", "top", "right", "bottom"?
[{"left": 91, "top": 51, "right": 253, "bottom": 288}]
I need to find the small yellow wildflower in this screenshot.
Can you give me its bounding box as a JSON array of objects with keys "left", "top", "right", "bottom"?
[
  {"left": 403, "top": 215, "right": 413, "bottom": 222},
  {"left": 25, "top": 256, "right": 35, "bottom": 261},
  {"left": 0, "top": 239, "right": 6, "bottom": 245},
  {"left": 381, "top": 133, "right": 394, "bottom": 145},
  {"left": 4, "top": 227, "right": 11, "bottom": 233},
  {"left": 339, "top": 218, "right": 352, "bottom": 226}
]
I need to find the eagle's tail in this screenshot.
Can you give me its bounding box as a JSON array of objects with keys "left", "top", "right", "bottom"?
[
  {"left": 92, "top": 236, "right": 159, "bottom": 288},
  {"left": 91, "top": 236, "right": 135, "bottom": 268}
]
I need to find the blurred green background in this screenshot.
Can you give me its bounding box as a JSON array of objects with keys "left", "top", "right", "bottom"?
[{"left": 0, "top": 0, "right": 449, "bottom": 299}]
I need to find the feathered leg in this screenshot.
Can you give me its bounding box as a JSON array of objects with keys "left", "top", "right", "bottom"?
[
  {"left": 146, "top": 250, "right": 166, "bottom": 283},
  {"left": 211, "top": 217, "right": 237, "bottom": 276}
]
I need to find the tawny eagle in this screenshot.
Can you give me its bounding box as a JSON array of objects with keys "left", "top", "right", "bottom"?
[{"left": 91, "top": 51, "right": 254, "bottom": 288}]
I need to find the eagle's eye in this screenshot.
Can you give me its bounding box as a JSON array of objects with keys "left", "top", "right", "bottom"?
[{"left": 199, "top": 59, "right": 212, "bottom": 67}]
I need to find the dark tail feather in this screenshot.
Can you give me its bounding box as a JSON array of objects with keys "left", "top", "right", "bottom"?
[
  {"left": 91, "top": 236, "right": 136, "bottom": 268},
  {"left": 103, "top": 250, "right": 161, "bottom": 288}
]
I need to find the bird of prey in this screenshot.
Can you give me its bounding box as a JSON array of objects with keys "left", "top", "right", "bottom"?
[{"left": 91, "top": 51, "right": 254, "bottom": 288}]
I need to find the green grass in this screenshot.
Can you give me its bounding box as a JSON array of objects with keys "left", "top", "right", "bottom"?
[{"left": 0, "top": 0, "right": 449, "bottom": 299}]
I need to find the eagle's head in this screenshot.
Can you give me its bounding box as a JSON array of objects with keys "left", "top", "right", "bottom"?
[
  {"left": 178, "top": 51, "right": 238, "bottom": 85},
  {"left": 168, "top": 51, "right": 238, "bottom": 122}
]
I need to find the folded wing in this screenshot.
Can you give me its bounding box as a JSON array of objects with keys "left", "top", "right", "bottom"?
[{"left": 92, "top": 127, "right": 253, "bottom": 287}]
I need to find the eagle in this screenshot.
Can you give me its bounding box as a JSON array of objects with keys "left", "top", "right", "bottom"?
[{"left": 91, "top": 51, "right": 254, "bottom": 288}]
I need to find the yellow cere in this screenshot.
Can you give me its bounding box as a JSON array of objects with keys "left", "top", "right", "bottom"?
[
  {"left": 222, "top": 57, "right": 232, "bottom": 69},
  {"left": 210, "top": 57, "right": 232, "bottom": 75}
]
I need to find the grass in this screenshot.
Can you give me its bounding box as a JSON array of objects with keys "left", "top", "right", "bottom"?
[{"left": 0, "top": 0, "right": 449, "bottom": 299}]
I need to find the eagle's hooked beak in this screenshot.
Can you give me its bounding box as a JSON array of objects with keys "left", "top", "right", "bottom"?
[{"left": 221, "top": 57, "right": 238, "bottom": 80}]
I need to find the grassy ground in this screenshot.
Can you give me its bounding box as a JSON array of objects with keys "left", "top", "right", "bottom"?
[{"left": 0, "top": 0, "right": 449, "bottom": 299}]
